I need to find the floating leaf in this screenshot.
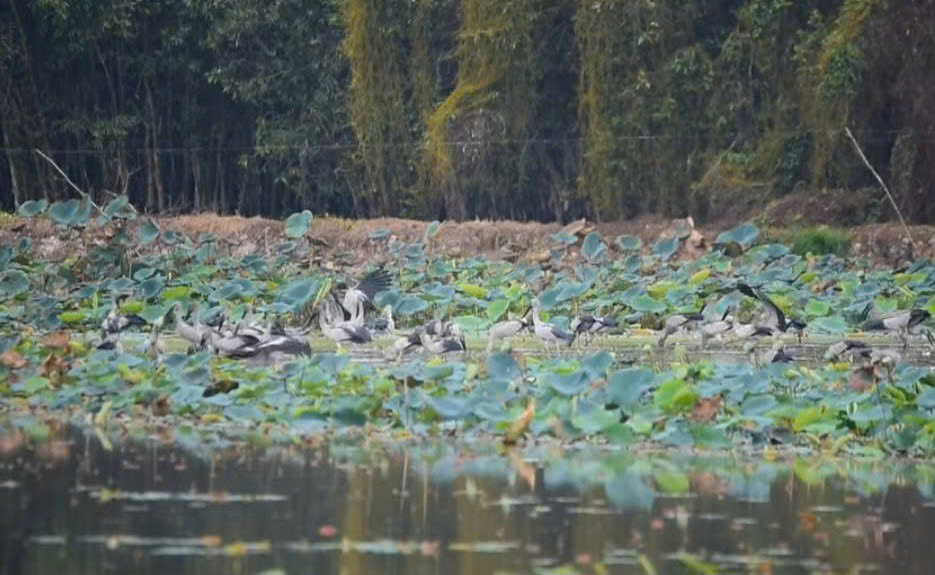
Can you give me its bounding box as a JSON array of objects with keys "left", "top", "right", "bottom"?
[
  {"left": 486, "top": 299, "right": 509, "bottom": 322},
  {"left": 581, "top": 232, "right": 607, "bottom": 262},
  {"left": 715, "top": 222, "right": 760, "bottom": 249},
  {"left": 17, "top": 199, "right": 48, "bottom": 218},
  {"left": 545, "top": 371, "right": 591, "bottom": 396},
  {"left": 278, "top": 278, "right": 321, "bottom": 308},
  {"left": 138, "top": 218, "right": 160, "bottom": 245},
  {"left": 608, "top": 368, "right": 656, "bottom": 408},
  {"left": 103, "top": 195, "right": 130, "bottom": 218},
  {"left": 0, "top": 270, "right": 30, "bottom": 299},
  {"left": 551, "top": 231, "right": 578, "bottom": 246},
  {"left": 811, "top": 315, "right": 848, "bottom": 335},
  {"left": 58, "top": 311, "right": 87, "bottom": 324},
  {"left": 629, "top": 295, "right": 667, "bottom": 314},
  {"left": 805, "top": 299, "right": 831, "bottom": 317},
  {"left": 653, "top": 379, "right": 698, "bottom": 413},
  {"left": 395, "top": 296, "right": 429, "bottom": 316},
  {"left": 615, "top": 235, "right": 642, "bottom": 252},
  {"left": 48, "top": 199, "right": 81, "bottom": 226},
  {"left": 652, "top": 237, "right": 680, "bottom": 262},
  {"left": 457, "top": 283, "right": 488, "bottom": 299},
  {"left": 138, "top": 277, "right": 165, "bottom": 299},
  {"left": 423, "top": 220, "right": 442, "bottom": 242},
  {"left": 285, "top": 210, "right": 313, "bottom": 238},
  {"left": 487, "top": 352, "right": 521, "bottom": 381},
  {"left": 572, "top": 408, "right": 619, "bottom": 434}
]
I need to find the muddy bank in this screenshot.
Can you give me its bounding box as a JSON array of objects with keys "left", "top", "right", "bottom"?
[{"left": 1, "top": 210, "right": 932, "bottom": 268}]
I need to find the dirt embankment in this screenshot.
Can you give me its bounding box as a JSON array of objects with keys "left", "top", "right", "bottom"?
[{"left": 2, "top": 194, "right": 934, "bottom": 267}]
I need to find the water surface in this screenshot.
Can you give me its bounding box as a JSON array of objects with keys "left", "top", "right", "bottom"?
[{"left": 2, "top": 424, "right": 934, "bottom": 574}]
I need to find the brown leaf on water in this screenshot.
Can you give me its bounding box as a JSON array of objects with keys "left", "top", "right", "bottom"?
[
  {"left": 690, "top": 396, "right": 722, "bottom": 422},
  {"left": 798, "top": 511, "right": 818, "bottom": 532},
  {"left": 507, "top": 449, "right": 537, "bottom": 490},
  {"left": 152, "top": 395, "right": 172, "bottom": 416},
  {"left": 0, "top": 350, "right": 27, "bottom": 369},
  {"left": 40, "top": 354, "right": 69, "bottom": 381},
  {"left": 200, "top": 535, "right": 223, "bottom": 548},
  {"left": 848, "top": 366, "right": 875, "bottom": 392},
  {"left": 40, "top": 332, "right": 70, "bottom": 349},
  {"left": 504, "top": 398, "right": 535, "bottom": 445},
  {"left": 420, "top": 541, "right": 440, "bottom": 557}
]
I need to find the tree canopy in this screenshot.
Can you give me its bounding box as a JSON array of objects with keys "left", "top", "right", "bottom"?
[{"left": 1, "top": 0, "right": 933, "bottom": 222}]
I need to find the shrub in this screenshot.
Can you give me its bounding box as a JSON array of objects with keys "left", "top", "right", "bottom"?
[{"left": 789, "top": 226, "right": 850, "bottom": 256}]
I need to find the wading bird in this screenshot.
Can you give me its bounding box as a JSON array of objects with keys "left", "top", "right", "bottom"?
[
  {"left": 331, "top": 268, "right": 393, "bottom": 326},
  {"left": 737, "top": 283, "right": 808, "bottom": 342},
  {"left": 860, "top": 308, "right": 930, "bottom": 348},
  {"left": 173, "top": 302, "right": 208, "bottom": 351},
  {"left": 532, "top": 302, "right": 576, "bottom": 355},
  {"left": 700, "top": 311, "right": 734, "bottom": 347},
  {"left": 319, "top": 299, "right": 372, "bottom": 350},
  {"left": 371, "top": 305, "right": 395, "bottom": 335},
  {"left": 487, "top": 310, "right": 532, "bottom": 352},
  {"left": 824, "top": 339, "right": 871, "bottom": 362},
  {"left": 101, "top": 298, "right": 146, "bottom": 339},
  {"left": 573, "top": 314, "right": 618, "bottom": 344},
  {"left": 419, "top": 329, "right": 466, "bottom": 355},
  {"left": 226, "top": 333, "right": 312, "bottom": 363},
  {"left": 658, "top": 305, "right": 706, "bottom": 347}
]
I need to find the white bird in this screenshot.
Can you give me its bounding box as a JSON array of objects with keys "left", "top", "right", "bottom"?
[
  {"left": 319, "top": 300, "right": 372, "bottom": 350},
  {"left": 487, "top": 310, "right": 532, "bottom": 352},
  {"left": 173, "top": 302, "right": 208, "bottom": 350},
  {"left": 332, "top": 268, "right": 393, "bottom": 327},
  {"left": 737, "top": 283, "right": 808, "bottom": 342},
  {"left": 532, "top": 302, "right": 576, "bottom": 355}
]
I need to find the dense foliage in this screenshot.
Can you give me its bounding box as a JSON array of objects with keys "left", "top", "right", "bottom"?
[
  {"left": 2, "top": 0, "right": 934, "bottom": 222},
  {"left": 3, "top": 204, "right": 935, "bottom": 457}
]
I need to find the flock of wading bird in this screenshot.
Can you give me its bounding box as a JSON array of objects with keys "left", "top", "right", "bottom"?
[{"left": 98, "top": 267, "right": 934, "bottom": 369}]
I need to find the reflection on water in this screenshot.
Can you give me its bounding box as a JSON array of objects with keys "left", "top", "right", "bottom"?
[{"left": 1, "top": 423, "right": 935, "bottom": 575}]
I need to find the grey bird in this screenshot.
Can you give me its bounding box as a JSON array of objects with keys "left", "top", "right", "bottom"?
[
  {"left": 532, "top": 301, "right": 576, "bottom": 355},
  {"left": 101, "top": 298, "right": 146, "bottom": 339},
  {"left": 658, "top": 305, "right": 706, "bottom": 347},
  {"left": 700, "top": 310, "right": 734, "bottom": 347},
  {"left": 418, "top": 330, "right": 466, "bottom": 355},
  {"left": 737, "top": 283, "right": 808, "bottom": 342},
  {"left": 371, "top": 305, "right": 395, "bottom": 334},
  {"left": 227, "top": 333, "right": 311, "bottom": 362},
  {"left": 319, "top": 300, "right": 372, "bottom": 349},
  {"left": 334, "top": 268, "right": 393, "bottom": 326},
  {"left": 385, "top": 329, "right": 423, "bottom": 360},
  {"left": 860, "top": 308, "right": 930, "bottom": 348},
  {"left": 173, "top": 302, "right": 208, "bottom": 351},
  {"left": 487, "top": 309, "right": 532, "bottom": 352},
  {"left": 824, "top": 339, "right": 871, "bottom": 362}
]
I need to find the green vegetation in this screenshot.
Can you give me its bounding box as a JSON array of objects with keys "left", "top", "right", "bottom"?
[
  {"left": 2, "top": 1, "right": 933, "bottom": 222},
  {"left": 789, "top": 226, "right": 851, "bottom": 256},
  {"left": 2, "top": 206, "right": 935, "bottom": 458}
]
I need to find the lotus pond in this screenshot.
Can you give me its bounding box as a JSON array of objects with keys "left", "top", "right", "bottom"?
[{"left": 4, "top": 204, "right": 935, "bottom": 571}]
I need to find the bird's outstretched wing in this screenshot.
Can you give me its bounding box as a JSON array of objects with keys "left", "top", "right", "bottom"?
[{"left": 353, "top": 268, "right": 393, "bottom": 302}]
